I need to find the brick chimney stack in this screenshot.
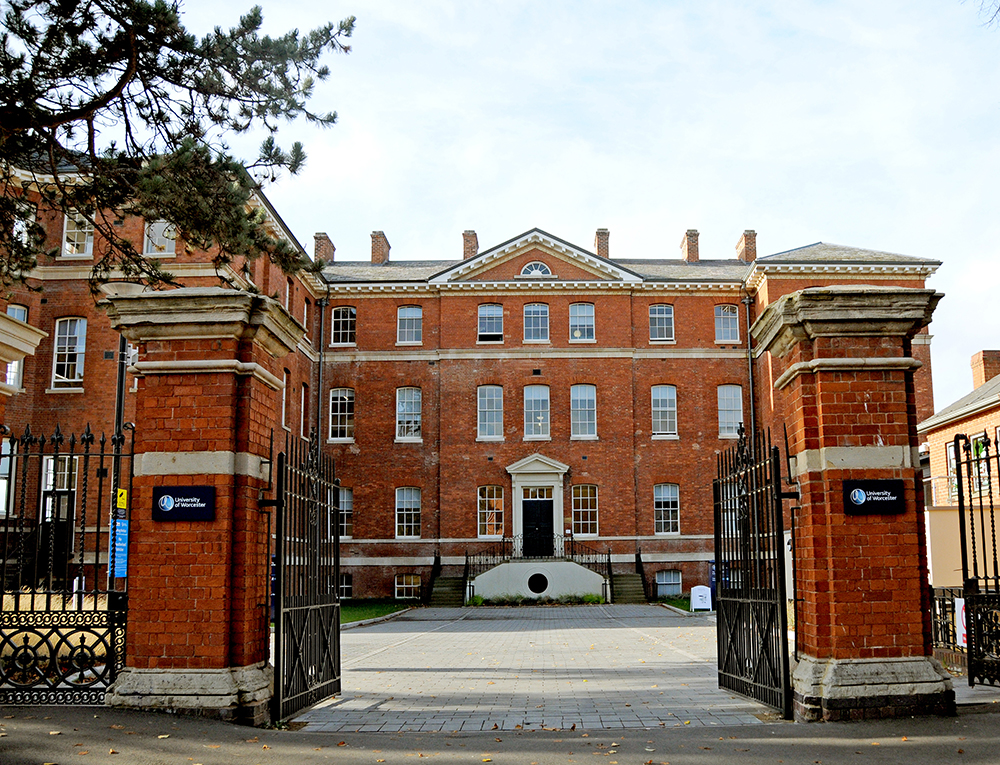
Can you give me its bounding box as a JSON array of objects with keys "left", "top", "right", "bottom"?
[
  {"left": 595, "top": 228, "right": 610, "bottom": 259},
  {"left": 314, "top": 232, "right": 336, "bottom": 262},
  {"left": 971, "top": 350, "right": 1000, "bottom": 389},
  {"left": 463, "top": 230, "right": 479, "bottom": 260},
  {"left": 736, "top": 230, "right": 756, "bottom": 263},
  {"left": 680, "top": 229, "right": 699, "bottom": 263},
  {"left": 371, "top": 231, "right": 390, "bottom": 264}
]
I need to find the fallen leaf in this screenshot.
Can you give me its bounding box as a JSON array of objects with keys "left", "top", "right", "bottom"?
[
  {"left": 158, "top": 735, "right": 170, "bottom": 739},
  {"left": 338, "top": 742, "right": 347, "bottom": 747},
  {"left": 203, "top": 745, "right": 220, "bottom": 749},
  {"left": 77, "top": 752, "right": 90, "bottom": 756},
  {"left": 109, "top": 749, "right": 118, "bottom": 755},
  {"left": 262, "top": 745, "right": 271, "bottom": 750},
  {"left": 50, "top": 731, "right": 61, "bottom": 735}
]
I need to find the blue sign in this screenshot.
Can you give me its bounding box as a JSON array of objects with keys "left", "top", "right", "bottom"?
[
  {"left": 113, "top": 518, "right": 129, "bottom": 578},
  {"left": 152, "top": 486, "right": 216, "bottom": 521}
]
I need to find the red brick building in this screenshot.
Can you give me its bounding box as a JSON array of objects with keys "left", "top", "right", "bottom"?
[
  {"left": 0, "top": 182, "right": 942, "bottom": 601},
  {"left": 319, "top": 228, "right": 940, "bottom": 600}
]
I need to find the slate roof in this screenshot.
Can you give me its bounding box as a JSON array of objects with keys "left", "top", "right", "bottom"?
[
  {"left": 918, "top": 374, "right": 1000, "bottom": 433},
  {"left": 320, "top": 239, "right": 938, "bottom": 285},
  {"left": 759, "top": 242, "right": 941, "bottom": 267}
]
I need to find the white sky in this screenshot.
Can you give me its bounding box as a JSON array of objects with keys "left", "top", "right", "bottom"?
[{"left": 184, "top": 0, "right": 1000, "bottom": 413}]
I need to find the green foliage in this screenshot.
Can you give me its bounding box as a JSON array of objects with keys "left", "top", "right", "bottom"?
[
  {"left": 467, "top": 595, "right": 484, "bottom": 607},
  {"left": 479, "top": 593, "right": 604, "bottom": 606},
  {"left": 340, "top": 599, "right": 410, "bottom": 624},
  {"left": 0, "top": 0, "right": 354, "bottom": 292},
  {"left": 658, "top": 595, "right": 691, "bottom": 611}
]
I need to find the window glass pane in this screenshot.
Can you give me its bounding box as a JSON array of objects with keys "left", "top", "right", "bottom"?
[
  {"left": 569, "top": 303, "right": 595, "bottom": 341},
  {"left": 571, "top": 384, "right": 596, "bottom": 437},
  {"left": 329, "top": 388, "right": 355, "bottom": 439},
  {"left": 524, "top": 385, "right": 550, "bottom": 437},
  {"left": 63, "top": 211, "right": 93, "bottom": 256},
  {"left": 52, "top": 317, "right": 86, "bottom": 388},
  {"left": 478, "top": 385, "right": 503, "bottom": 438},
  {"left": 395, "top": 487, "right": 421, "bottom": 538},
  {"left": 572, "top": 484, "right": 598, "bottom": 535},
  {"left": 395, "top": 573, "right": 421, "bottom": 598},
  {"left": 331, "top": 307, "right": 356, "bottom": 344},
  {"left": 339, "top": 487, "right": 353, "bottom": 538},
  {"left": 6, "top": 305, "right": 27, "bottom": 388},
  {"left": 715, "top": 305, "right": 739, "bottom": 342},
  {"left": 656, "top": 569, "right": 682, "bottom": 597},
  {"left": 478, "top": 304, "right": 503, "bottom": 342},
  {"left": 649, "top": 304, "right": 674, "bottom": 341},
  {"left": 144, "top": 220, "right": 176, "bottom": 255},
  {"left": 397, "top": 305, "right": 423, "bottom": 343},
  {"left": 339, "top": 573, "right": 353, "bottom": 599},
  {"left": 396, "top": 387, "right": 422, "bottom": 439},
  {"left": 718, "top": 385, "right": 743, "bottom": 437},
  {"left": 524, "top": 304, "right": 549, "bottom": 341},
  {"left": 520, "top": 261, "right": 551, "bottom": 276},
  {"left": 478, "top": 485, "right": 504, "bottom": 537},
  {"left": 654, "top": 483, "right": 679, "bottom": 534},
  {"left": 651, "top": 385, "right": 677, "bottom": 435}
]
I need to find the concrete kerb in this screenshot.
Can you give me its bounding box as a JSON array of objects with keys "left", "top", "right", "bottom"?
[{"left": 342, "top": 607, "right": 415, "bottom": 630}]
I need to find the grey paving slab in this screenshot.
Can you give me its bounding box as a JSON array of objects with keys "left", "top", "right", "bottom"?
[{"left": 295, "top": 604, "right": 771, "bottom": 732}]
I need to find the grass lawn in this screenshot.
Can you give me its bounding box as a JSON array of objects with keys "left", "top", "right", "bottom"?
[{"left": 340, "top": 600, "right": 412, "bottom": 624}]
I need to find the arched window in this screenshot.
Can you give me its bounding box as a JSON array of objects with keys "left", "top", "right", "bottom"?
[
  {"left": 654, "top": 483, "right": 680, "bottom": 534},
  {"left": 524, "top": 385, "right": 550, "bottom": 438},
  {"left": 717, "top": 385, "right": 743, "bottom": 438},
  {"left": 715, "top": 305, "right": 739, "bottom": 342},
  {"left": 571, "top": 384, "right": 597, "bottom": 438},
  {"left": 649, "top": 304, "right": 674, "bottom": 341},
  {"left": 477, "top": 385, "right": 503, "bottom": 439},
  {"left": 651, "top": 385, "right": 677, "bottom": 436},
  {"left": 569, "top": 303, "right": 595, "bottom": 341},
  {"left": 478, "top": 304, "right": 503, "bottom": 342},
  {"left": 397, "top": 305, "right": 423, "bottom": 343},
  {"left": 331, "top": 306, "right": 356, "bottom": 345},
  {"left": 524, "top": 303, "right": 549, "bottom": 342},
  {"left": 520, "top": 261, "right": 551, "bottom": 277},
  {"left": 329, "top": 388, "right": 355, "bottom": 440}
]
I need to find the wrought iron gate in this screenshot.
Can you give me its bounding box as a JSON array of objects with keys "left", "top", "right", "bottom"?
[
  {"left": 954, "top": 431, "right": 1000, "bottom": 687},
  {"left": 0, "top": 424, "right": 133, "bottom": 704},
  {"left": 713, "top": 427, "right": 794, "bottom": 718},
  {"left": 271, "top": 431, "right": 340, "bottom": 721}
]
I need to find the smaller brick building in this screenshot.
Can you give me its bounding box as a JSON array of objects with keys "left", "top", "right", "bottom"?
[{"left": 918, "top": 350, "right": 1000, "bottom": 587}]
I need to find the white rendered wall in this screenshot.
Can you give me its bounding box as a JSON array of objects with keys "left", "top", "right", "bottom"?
[{"left": 472, "top": 560, "right": 606, "bottom": 601}]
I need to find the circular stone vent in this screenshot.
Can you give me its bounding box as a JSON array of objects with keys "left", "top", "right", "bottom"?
[{"left": 527, "top": 573, "right": 549, "bottom": 594}]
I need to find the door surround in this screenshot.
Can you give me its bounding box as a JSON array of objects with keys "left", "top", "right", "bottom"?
[{"left": 506, "top": 453, "right": 569, "bottom": 553}]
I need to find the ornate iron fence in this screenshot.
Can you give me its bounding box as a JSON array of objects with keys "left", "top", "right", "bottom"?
[{"left": 0, "top": 424, "right": 133, "bottom": 705}]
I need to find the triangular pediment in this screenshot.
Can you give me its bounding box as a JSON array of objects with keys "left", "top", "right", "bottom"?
[
  {"left": 505, "top": 453, "right": 571, "bottom": 476},
  {"left": 429, "top": 228, "right": 642, "bottom": 285}
]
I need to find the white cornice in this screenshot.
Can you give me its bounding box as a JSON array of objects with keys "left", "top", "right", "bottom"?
[
  {"left": 324, "top": 279, "right": 745, "bottom": 296},
  {"left": 745, "top": 262, "right": 938, "bottom": 291},
  {"left": 323, "top": 346, "right": 746, "bottom": 363},
  {"left": 430, "top": 231, "right": 642, "bottom": 284}
]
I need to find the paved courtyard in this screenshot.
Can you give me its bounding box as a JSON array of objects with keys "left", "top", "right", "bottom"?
[{"left": 295, "top": 604, "right": 772, "bottom": 733}]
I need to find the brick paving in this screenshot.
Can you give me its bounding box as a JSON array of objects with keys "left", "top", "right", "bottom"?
[{"left": 296, "top": 604, "right": 771, "bottom": 732}]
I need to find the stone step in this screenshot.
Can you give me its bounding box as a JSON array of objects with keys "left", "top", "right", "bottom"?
[
  {"left": 612, "top": 574, "right": 647, "bottom": 604},
  {"left": 429, "top": 577, "right": 466, "bottom": 607}
]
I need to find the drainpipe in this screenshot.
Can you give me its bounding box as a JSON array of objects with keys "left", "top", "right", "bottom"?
[
  {"left": 741, "top": 290, "right": 757, "bottom": 439},
  {"left": 315, "top": 283, "right": 329, "bottom": 441}
]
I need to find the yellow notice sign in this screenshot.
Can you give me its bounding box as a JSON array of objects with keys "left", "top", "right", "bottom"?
[{"left": 117, "top": 489, "right": 128, "bottom": 510}]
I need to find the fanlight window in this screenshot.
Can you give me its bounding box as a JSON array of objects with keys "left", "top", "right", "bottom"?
[{"left": 520, "top": 261, "right": 551, "bottom": 277}]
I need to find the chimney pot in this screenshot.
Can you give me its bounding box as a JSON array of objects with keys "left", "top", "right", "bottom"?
[
  {"left": 680, "top": 229, "right": 699, "bottom": 263},
  {"left": 314, "top": 232, "right": 335, "bottom": 262},
  {"left": 463, "top": 230, "right": 479, "bottom": 260},
  {"left": 971, "top": 350, "right": 1000, "bottom": 389},
  {"left": 371, "top": 230, "right": 390, "bottom": 264},
  {"left": 595, "top": 228, "right": 610, "bottom": 259}
]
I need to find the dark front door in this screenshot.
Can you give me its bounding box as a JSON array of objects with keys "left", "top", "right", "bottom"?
[{"left": 522, "top": 499, "right": 553, "bottom": 557}]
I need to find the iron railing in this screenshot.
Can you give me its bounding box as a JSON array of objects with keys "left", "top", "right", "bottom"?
[
  {"left": 954, "top": 431, "right": 1000, "bottom": 687},
  {"left": 0, "top": 423, "right": 133, "bottom": 705},
  {"left": 465, "top": 534, "right": 611, "bottom": 581},
  {"left": 931, "top": 586, "right": 965, "bottom": 653}
]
